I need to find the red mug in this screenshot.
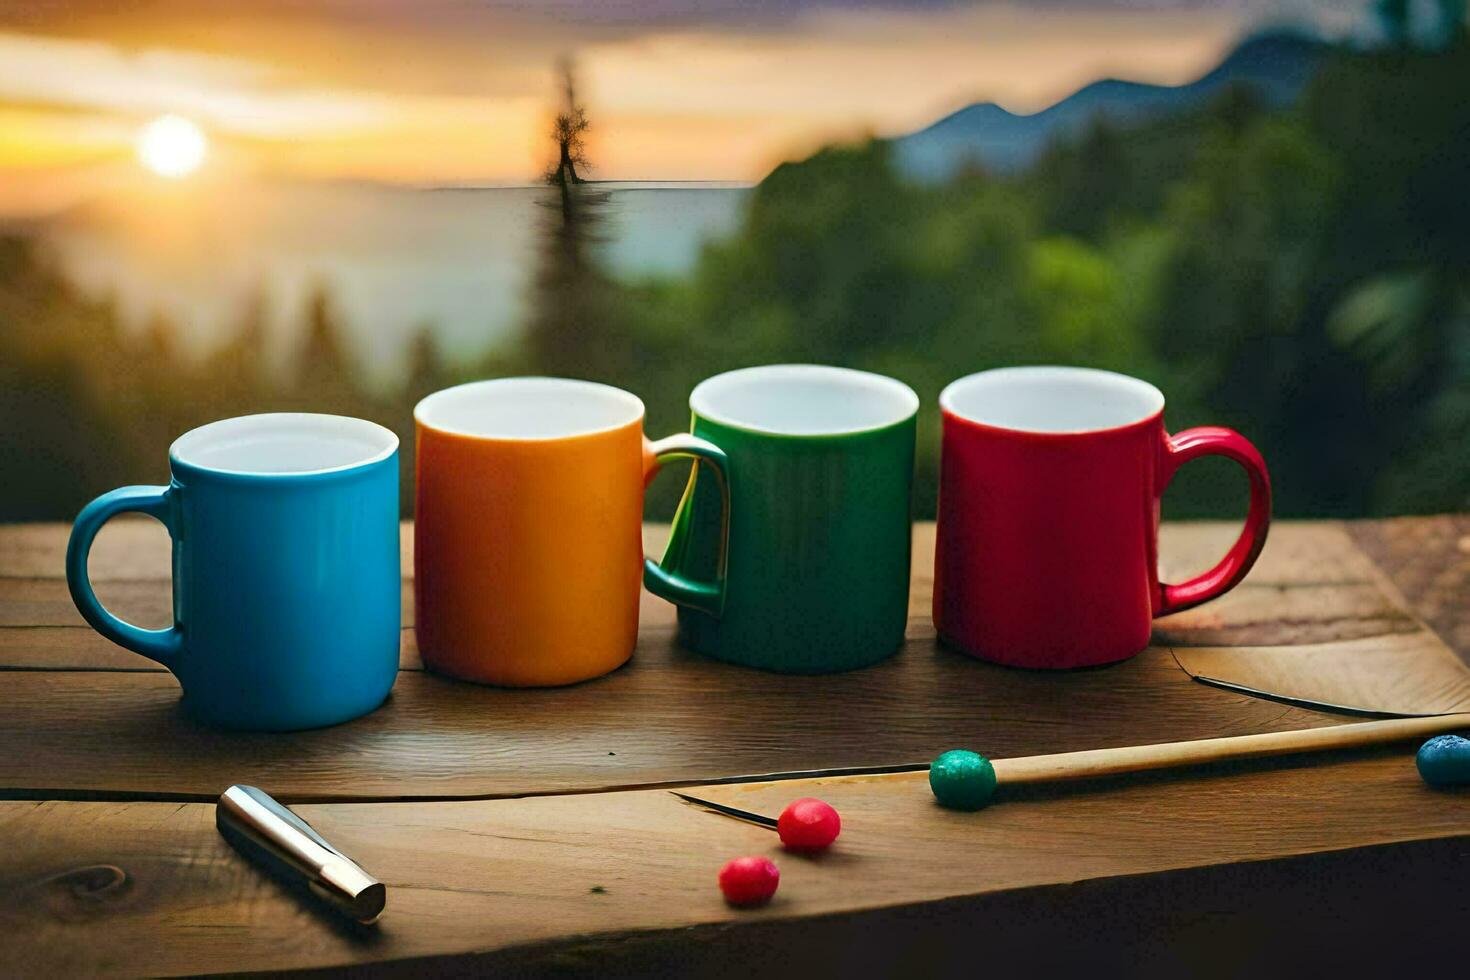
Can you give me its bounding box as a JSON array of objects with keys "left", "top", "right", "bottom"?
[{"left": 934, "top": 366, "right": 1270, "bottom": 669}]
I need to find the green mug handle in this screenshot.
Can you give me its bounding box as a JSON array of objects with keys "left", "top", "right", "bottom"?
[{"left": 642, "top": 433, "right": 730, "bottom": 617}]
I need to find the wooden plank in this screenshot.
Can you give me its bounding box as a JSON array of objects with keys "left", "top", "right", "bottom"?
[
  {"left": 0, "top": 627, "right": 172, "bottom": 672},
  {"left": 1151, "top": 581, "right": 1416, "bottom": 647},
  {"left": 0, "top": 630, "right": 1417, "bottom": 800},
  {"left": 1351, "top": 515, "right": 1470, "bottom": 665},
  {"left": 0, "top": 517, "right": 177, "bottom": 582},
  {"left": 0, "top": 578, "right": 421, "bottom": 630},
  {"left": 401, "top": 842, "right": 1470, "bottom": 977},
  {"left": 1174, "top": 630, "right": 1470, "bottom": 715},
  {"left": 1159, "top": 520, "right": 1381, "bottom": 585},
  {"left": 0, "top": 576, "right": 1418, "bottom": 670},
  {"left": 1152, "top": 518, "right": 1420, "bottom": 646},
  {"left": 1, "top": 519, "right": 1378, "bottom": 586},
  {"left": 2, "top": 748, "right": 1466, "bottom": 977},
  {"left": 0, "top": 519, "right": 1447, "bottom": 800},
  {"left": 0, "top": 522, "right": 1420, "bottom": 669},
  {"left": 0, "top": 580, "right": 685, "bottom": 638},
  {"left": 0, "top": 626, "right": 431, "bottom": 673},
  {"left": 0, "top": 519, "right": 673, "bottom": 582}
]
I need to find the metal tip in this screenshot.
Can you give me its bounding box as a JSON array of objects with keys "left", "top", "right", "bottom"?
[
  {"left": 218, "top": 784, "right": 386, "bottom": 924},
  {"left": 670, "top": 791, "right": 779, "bottom": 829}
]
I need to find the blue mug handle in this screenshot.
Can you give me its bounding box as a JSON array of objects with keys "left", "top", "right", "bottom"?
[{"left": 66, "top": 486, "right": 184, "bottom": 668}]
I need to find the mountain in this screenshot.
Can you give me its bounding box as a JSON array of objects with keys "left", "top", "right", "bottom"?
[{"left": 891, "top": 32, "right": 1330, "bottom": 182}]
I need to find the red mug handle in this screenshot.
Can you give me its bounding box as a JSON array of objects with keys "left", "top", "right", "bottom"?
[{"left": 1154, "top": 426, "right": 1272, "bottom": 617}]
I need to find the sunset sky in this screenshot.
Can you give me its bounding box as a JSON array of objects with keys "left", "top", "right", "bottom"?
[{"left": 0, "top": 1, "right": 1372, "bottom": 214}]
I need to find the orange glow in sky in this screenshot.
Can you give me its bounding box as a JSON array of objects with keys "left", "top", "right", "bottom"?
[{"left": 0, "top": 3, "right": 1254, "bottom": 214}]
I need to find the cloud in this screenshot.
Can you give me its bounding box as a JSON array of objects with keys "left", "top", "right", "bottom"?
[
  {"left": 0, "top": 1, "right": 1375, "bottom": 39},
  {"left": 0, "top": 32, "right": 392, "bottom": 136},
  {"left": 0, "top": 3, "right": 1377, "bottom": 110},
  {"left": 580, "top": 5, "right": 1245, "bottom": 125}
]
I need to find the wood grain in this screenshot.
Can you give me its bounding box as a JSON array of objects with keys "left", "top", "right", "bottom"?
[
  {"left": 1351, "top": 515, "right": 1470, "bottom": 664},
  {"left": 0, "top": 636, "right": 1360, "bottom": 801},
  {"left": 0, "top": 518, "right": 667, "bottom": 582},
  {"left": 0, "top": 517, "right": 175, "bottom": 582},
  {"left": 0, "top": 577, "right": 419, "bottom": 630},
  {"left": 3, "top": 748, "right": 1467, "bottom": 977},
  {"left": 3, "top": 519, "right": 1379, "bottom": 583},
  {"left": 0, "top": 522, "right": 1419, "bottom": 670},
  {"left": 4, "top": 519, "right": 1378, "bottom": 587},
  {"left": 396, "top": 841, "right": 1470, "bottom": 978},
  {"left": 1175, "top": 630, "right": 1470, "bottom": 715},
  {"left": 0, "top": 580, "right": 695, "bottom": 640}
]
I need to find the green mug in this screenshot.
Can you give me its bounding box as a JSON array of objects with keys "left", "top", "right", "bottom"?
[{"left": 653, "top": 364, "right": 919, "bottom": 673}]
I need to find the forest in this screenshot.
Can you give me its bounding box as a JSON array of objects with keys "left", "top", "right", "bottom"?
[{"left": 2, "top": 33, "right": 1466, "bottom": 522}]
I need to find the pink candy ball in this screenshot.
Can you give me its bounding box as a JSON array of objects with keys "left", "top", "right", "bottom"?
[
  {"left": 777, "top": 797, "right": 842, "bottom": 852},
  {"left": 718, "top": 855, "right": 780, "bottom": 906}
]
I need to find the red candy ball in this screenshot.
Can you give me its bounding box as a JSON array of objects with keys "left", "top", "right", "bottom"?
[
  {"left": 777, "top": 797, "right": 841, "bottom": 852},
  {"left": 718, "top": 855, "right": 780, "bottom": 906}
]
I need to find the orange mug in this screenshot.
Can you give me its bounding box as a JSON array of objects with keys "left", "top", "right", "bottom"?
[{"left": 413, "top": 377, "right": 730, "bottom": 686}]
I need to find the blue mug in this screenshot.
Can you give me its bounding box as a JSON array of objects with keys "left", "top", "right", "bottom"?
[{"left": 65, "top": 413, "right": 401, "bottom": 731}]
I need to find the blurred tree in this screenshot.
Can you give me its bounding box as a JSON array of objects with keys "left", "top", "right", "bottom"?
[
  {"left": 546, "top": 58, "right": 589, "bottom": 187},
  {"left": 527, "top": 57, "right": 633, "bottom": 381},
  {"left": 1024, "top": 237, "right": 1132, "bottom": 365},
  {"left": 1378, "top": 0, "right": 1412, "bottom": 44},
  {"left": 1150, "top": 118, "right": 1348, "bottom": 511},
  {"left": 403, "top": 325, "right": 445, "bottom": 406},
  {"left": 526, "top": 182, "right": 626, "bottom": 380},
  {"left": 689, "top": 141, "right": 920, "bottom": 358},
  {"left": 1378, "top": 0, "right": 1467, "bottom": 48},
  {"left": 223, "top": 288, "right": 269, "bottom": 381},
  {"left": 1037, "top": 119, "right": 1128, "bottom": 239},
  {"left": 0, "top": 239, "right": 144, "bottom": 518},
  {"left": 1306, "top": 32, "right": 1470, "bottom": 511},
  {"left": 297, "top": 285, "right": 356, "bottom": 405}
]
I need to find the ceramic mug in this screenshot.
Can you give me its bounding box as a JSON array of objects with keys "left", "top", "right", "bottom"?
[
  {"left": 66, "top": 414, "right": 401, "bottom": 730},
  {"left": 657, "top": 364, "right": 919, "bottom": 673},
  {"left": 934, "top": 366, "right": 1271, "bottom": 669},
  {"left": 414, "top": 377, "right": 731, "bottom": 686}
]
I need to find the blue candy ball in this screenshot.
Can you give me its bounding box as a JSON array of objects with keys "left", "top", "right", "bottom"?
[
  {"left": 1416, "top": 734, "right": 1470, "bottom": 787},
  {"left": 929, "top": 749, "right": 997, "bottom": 810}
]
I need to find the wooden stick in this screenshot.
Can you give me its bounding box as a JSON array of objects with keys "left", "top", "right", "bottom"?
[{"left": 993, "top": 713, "right": 1470, "bottom": 786}]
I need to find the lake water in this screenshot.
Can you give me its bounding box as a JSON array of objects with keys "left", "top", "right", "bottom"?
[{"left": 31, "top": 180, "right": 750, "bottom": 387}]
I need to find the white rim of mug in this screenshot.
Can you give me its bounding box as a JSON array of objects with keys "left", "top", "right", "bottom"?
[
  {"left": 414, "top": 376, "right": 646, "bottom": 442},
  {"left": 939, "top": 366, "right": 1166, "bottom": 437},
  {"left": 169, "top": 413, "right": 399, "bottom": 478},
  {"left": 689, "top": 364, "right": 920, "bottom": 437}
]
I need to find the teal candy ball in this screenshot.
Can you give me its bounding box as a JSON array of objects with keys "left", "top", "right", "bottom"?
[
  {"left": 929, "top": 749, "right": 997, "bottom": 811},
  {"left": 1416, "top": 734, "right": 1470, "bottom": 787}
]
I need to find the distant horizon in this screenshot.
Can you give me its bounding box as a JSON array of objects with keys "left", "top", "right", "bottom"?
[{"left": 0, "top": 177, "right": 757, "bottom": 230}]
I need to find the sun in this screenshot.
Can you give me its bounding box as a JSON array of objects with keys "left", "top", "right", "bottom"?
[{"left": 136, "top": 115, "right": 208, "bottom": 179}]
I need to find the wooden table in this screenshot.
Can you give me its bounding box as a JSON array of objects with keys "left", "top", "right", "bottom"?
[{"left": 2, "top": 518, "right": 1468, "bottom": 976}]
